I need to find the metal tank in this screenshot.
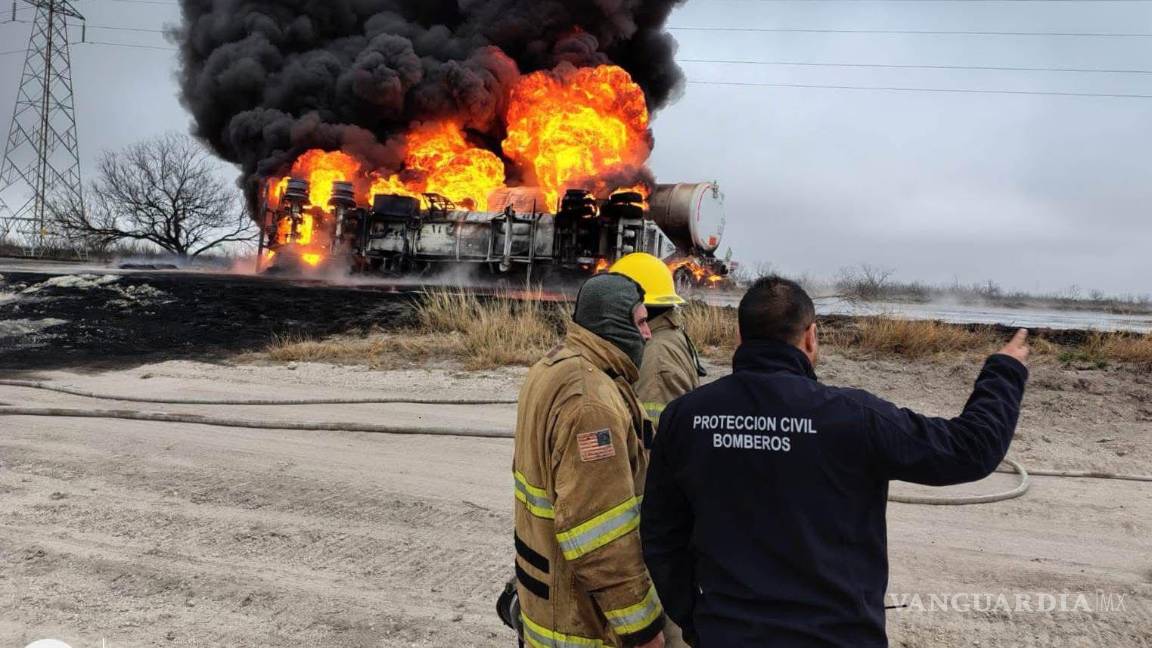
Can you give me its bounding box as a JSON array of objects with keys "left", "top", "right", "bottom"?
[
  {"left": 648, "top": 182, "right": 726, "bottom": 254},
  {"left": 363, "top": 194, "right": 555, "bottom": 273}
]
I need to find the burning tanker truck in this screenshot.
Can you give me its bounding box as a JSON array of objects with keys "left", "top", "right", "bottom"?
[
  {"left": 256, "top": 178, "right": 730, "bottom": 286},
  {"left": 172, "top": 1, "right": 734, "bottom": 286}
]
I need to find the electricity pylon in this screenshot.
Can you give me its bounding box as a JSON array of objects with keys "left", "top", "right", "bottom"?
[{"left": 0, "top": 0, "right": 85, "bottom": 256}]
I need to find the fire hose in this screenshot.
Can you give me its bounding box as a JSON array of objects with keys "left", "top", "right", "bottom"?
[
  {"left": 0, "top": 407, "right": 512, "bottom": 438},
  {"left": 0, "top": 379, "right": 518, "bottom": 406},
  {"left": 887, "top": 459, "right": 1030, "bottom": 506},
  {"left": 1, "top": 381, "right": 1149, "bottom": 506}
]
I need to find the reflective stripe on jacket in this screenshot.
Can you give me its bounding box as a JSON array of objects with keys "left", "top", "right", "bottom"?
[
  {"left": 636, "top": 309, "right": 705, "bottom": 426},
  {"left": 513, "top": 324, "right": 665, "bottom": 647}
]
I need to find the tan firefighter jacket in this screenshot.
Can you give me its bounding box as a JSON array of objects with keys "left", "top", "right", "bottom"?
[
  {"left": 636, "top": 309, "right": 705, "bottom": 427},
  {"left": 513, "top": 324, "right": 665, "bottom": 647}
]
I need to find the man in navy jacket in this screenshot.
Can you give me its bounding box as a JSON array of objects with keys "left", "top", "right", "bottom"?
[{"left": 641, "top": 276, "right": 1030, "bottom": 647}]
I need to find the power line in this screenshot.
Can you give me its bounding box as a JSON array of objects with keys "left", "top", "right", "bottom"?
[
  {"left": 688, "top": 79, "right": 1152, "bottom": 98},
  {"left": 680, "top": 57, "right": 1152, "bottom": 74},
  {"left": 84, "top": 24, "right": 168, "bottom": 34},
  {"left": 701, "top": 1, "right": 1152, "bottom": 3},
  {"left": 0, "top": 20, "right": 169, "bottom": 34},
  {"left": 669, "top": 26, "right": 1152, "bottom": 36},
  {"left": 82, "top": 40, "right": 176, "bottom": 51}
]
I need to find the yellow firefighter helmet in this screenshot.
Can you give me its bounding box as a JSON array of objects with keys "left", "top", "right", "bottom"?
[{"left": 610, "top": 253, "right": 686, "bottom": 306}]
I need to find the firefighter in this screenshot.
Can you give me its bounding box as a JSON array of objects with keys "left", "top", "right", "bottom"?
[
  {"left": 511, "top": 273, "right": 667, "bottom": 648},
  {"left": 641, "top": 276, "right": 1030, "bottom": 647},
  {"left": 608, "top": 253, "right": 704, "bottom": 648},
  {"left": 609, "top": 253, "right": 707, "bottom": 428}
]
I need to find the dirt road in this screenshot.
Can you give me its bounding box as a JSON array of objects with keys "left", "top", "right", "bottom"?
[{"left": 1, "top": 360, "right": 1149, "bottom": 647}]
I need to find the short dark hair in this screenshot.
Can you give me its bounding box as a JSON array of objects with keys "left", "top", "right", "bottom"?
[{"left": 738, "top": 275, "right": 816, "bottom": 344}]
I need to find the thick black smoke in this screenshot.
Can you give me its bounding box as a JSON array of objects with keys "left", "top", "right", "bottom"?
[{"left": 172, "top": 0, "right": 688, "bottom": 204}]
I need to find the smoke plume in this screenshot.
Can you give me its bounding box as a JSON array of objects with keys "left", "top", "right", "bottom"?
[{"left": 172, "top": 0, "right": 688, "bottom": 203}]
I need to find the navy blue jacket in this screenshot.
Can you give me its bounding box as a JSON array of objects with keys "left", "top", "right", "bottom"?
[{"left": 641, "top": 340, "right": 1028, "bottom": 647}]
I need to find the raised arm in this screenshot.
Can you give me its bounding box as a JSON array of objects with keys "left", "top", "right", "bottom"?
[{"left": 864, "top": 330, "right": 1031, "bottom": 486}]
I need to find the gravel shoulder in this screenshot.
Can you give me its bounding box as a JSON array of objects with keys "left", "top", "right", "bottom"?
[{"left": 1, "top": 356, "right": 1149, "bottom": 646}]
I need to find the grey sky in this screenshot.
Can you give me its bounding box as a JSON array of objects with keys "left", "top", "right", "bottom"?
[{"left": 1, "top": 0, "right": 1149, "bottom": 294}]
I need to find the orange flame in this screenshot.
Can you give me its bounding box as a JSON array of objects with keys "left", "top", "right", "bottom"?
[
  {"left": 612, "top": 183, "right": 651, "bottom": 201},
  {"left": 669, "top": 258, "right": 728, "bottom": 288},
  {"left": 267, "top": 63, "right": 654, "bottom": 251},
  {"left": 371, "top": 121, "right": 506, "bottom": 210},
  {"left": 267, "top": 177, "right": 290, "bottom": 207},
  {"left": 369, "top": 174, "right": 421, "bottom": 205},
  {"left": 265, "top": 149, "right": 363, "bottom": 269},
  {"left": 669, "top": 258, "right": 708, "bottom": 282},
  {"left": 290, "top": 150, "right": 361, "bottom": 208},
  {"left": 504, "top": 65, "right": 651, "bottom": 209}
]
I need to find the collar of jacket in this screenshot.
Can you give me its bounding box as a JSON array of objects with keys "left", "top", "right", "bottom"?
[
  {"left": 649, "top": 308, "right": 683, "bottom": 334},
  {"left": 567, "top": 323, "right": 640, "bottom": 383},
  {"left": 732, "top": 339, "right": 818, "bottom": 381}
]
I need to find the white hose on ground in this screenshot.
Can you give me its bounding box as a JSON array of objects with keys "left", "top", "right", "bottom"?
[
  {"left": 998, "top": 466, "right": 1152, "bottom": 483},
  {"left": 888, "top": 459, "right": 1031, "bottom": 506},
  {"left": 0, "top": 407, "right": 513, "bottom": 439},
  {"left": 4, "top": 382, "right": 1149, "bottom": 497},
  {"left": 0, "top": 379, "right": 518, "bottom": 406}
]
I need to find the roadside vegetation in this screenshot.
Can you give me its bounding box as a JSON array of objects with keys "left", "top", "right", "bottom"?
[
  {"left": 828, "top": 263, "right": 1152, "bottom": 315},
  {"left": 0, "top": 235, "right": 248, "bottom": 269},
  {"left": 260, "top": 292, "right": 1152, "bottom": 370},
  {"left": 264, "top": 290, "right": 565, "bottom": 370},
  {"left": 47, "top": 133, "right": 257, "bottom": 259}
]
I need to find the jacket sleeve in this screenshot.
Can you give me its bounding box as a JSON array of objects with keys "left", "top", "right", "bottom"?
[
  {"left": 552, "top": 402, "right": 665, "bottom": 646},
  {"left": 862, "top": 354, "right": 1029, "bottom": 486},
  {"left": 636, "top": 340, "right": 697, "bottom": 426},
  {"left": 640, "top": 400, "right": 697, "bottom": 641}
]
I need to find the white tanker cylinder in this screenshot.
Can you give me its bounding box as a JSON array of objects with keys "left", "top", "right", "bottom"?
[{"left": 648, "top": 182, "right": 726, "bottom": 254}]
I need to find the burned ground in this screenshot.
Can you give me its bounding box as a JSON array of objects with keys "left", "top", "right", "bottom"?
[{"left": 0, "top": 271, "right": 416, "bottom": 371}]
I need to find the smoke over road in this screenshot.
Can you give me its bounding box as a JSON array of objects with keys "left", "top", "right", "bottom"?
[{"left": 172, "top": 0, "right": 688, "bottom": 203}]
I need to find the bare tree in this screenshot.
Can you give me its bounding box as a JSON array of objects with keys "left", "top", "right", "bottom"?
[
  {"left": 729, "top": 261, "right": 777, "bottom": 287},
  {"left": 50, "top": 133, "right": 256, "bottom": 258},
  {"left": 835, "top": 263, "right": 895, "bottom": 302}
]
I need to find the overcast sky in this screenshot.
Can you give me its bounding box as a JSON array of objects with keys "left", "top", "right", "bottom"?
[{"left": 1, "top": 0, "right": 1148, "bottom": 294}]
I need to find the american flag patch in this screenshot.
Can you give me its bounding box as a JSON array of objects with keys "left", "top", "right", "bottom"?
[{"left": 577, "top": 429, "right": 616, "bottom": 462}]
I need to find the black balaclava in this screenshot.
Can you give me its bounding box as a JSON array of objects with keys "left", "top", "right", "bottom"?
[{"left": 573, "top": 273, "right": 647, "bottom": 369}]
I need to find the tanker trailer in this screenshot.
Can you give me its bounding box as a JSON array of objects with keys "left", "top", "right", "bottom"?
[
  {"left": 358, "top": 188, "right": 677, "bottom": 281},
  {"left": 648, "top": 182, "right": 732, "bottom": 287},
  {"left": 257, "top": 178, "right": 728, "bottom": 285}
]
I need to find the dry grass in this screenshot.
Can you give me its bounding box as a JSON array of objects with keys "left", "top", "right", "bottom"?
[
  {"left": 828, "top": 317, "right": 998, "bottom": 359},
  {"left": 262, "top": 296, "right": 1152, "bottom": 370},
  {"left": 419, "top": 290, "right": 563, "bottom": 368},
  {"left": 1100, "top": 333, "right": 1152, "bottom": 364},
  {"left": 682, "top": 306, "right": 1001, "bottom": 361},
  {"left": 263, "top": 290, "right": 564, "bottom": 370},
  {"left": 682, "top": 301, "right": 739, "bottom": 356},
  {"left": 265, "top": 331, "right": 455, "bottom": 367},
  {"left": 1056, "top": 332, "right": 1152, "bottom": 366}
]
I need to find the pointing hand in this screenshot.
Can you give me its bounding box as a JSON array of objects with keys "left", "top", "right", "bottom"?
[{"left": 997, "top": 329, "right": 1030, "bottom": 365}]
